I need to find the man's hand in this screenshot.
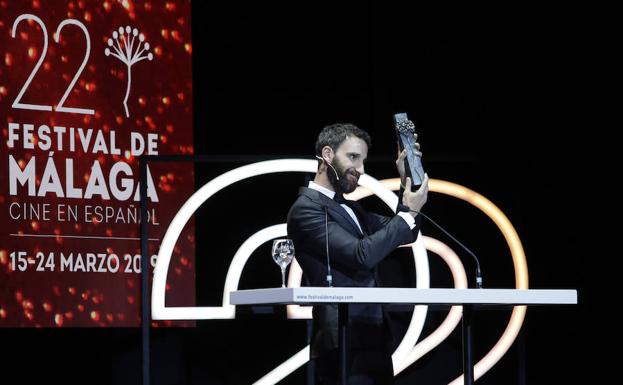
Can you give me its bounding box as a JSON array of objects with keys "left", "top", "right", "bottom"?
[
  {"left": 396, "top": 135, "right": 422, "bottom": 186},
  {"left": 402, "top": 175, "right": 429, "bottom": 217}
]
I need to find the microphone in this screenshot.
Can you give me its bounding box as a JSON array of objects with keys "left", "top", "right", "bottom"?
[
  {"left": 314, "top": 155, "right": 337, "bottom": 286},
  {"left": 410, "top": 209, "right": 483, "bottom": 288},
  {"left": 323, "top": 206, "right": 333, "bottom": 287},
  {"left": 315, "top": 155, "right": 340, "bottom": 181}
]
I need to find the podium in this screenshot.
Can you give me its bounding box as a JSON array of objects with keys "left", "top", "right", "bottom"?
[{"left": 231, "top": 287, "right": 577, "bottom": 385}]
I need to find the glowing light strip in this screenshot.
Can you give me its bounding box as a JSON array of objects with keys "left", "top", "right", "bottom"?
[
  {"left": 394, "top": 236, "right": 467, "bottom": 375},
  {"left": 281, "top": 231, "right": 470, "bottom": 377},
  {"left": 390, "top": 235, "right": 429, "bottom": 371},
  {"left": 270, "top": 176, "right": 431, "bottom": 382},
  {"left": 152, "top": 159, "right": 314, "bottom": 320},
  {"left": 151, "top": 162, "right": 528, "bottom": 385},
  {"left": 253, "top": 346, "right": 310, "bottom": 385},
  {"left": 151, "top": 161, "right": 431, "bottom": 383},
  {"left": 348, "top": 178, "right": 530, "bottom": 384},
  {"left": 448, "top": 307, "right": 526, "bottom": 385},
  {"left": 346, "top": 179, "right": 430, "bottom": 370},
  {"left": 430, "top": 179, "right": 528, "bottom": 385},
  {"left": 222, "top": 224, "right": 288, "bottom": 318},
  {"left": 430, "top": 180, "right": 528, "bottom": 289},
  {"left": 152, "top": 162, "right": 430, "bottom": 326}
]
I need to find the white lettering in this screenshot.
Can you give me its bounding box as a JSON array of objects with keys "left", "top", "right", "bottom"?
[{"left": 9, "top": 155, "right": 36, "bottom": 195}]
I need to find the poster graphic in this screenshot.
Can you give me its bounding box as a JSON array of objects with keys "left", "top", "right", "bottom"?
[{"left": 0, "top": 0, "right": 195, "bottom": 327}]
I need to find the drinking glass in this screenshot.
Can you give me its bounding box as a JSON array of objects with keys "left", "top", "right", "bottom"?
[{"left": 271, "top": 239, "right": 294, "bottom": 288}]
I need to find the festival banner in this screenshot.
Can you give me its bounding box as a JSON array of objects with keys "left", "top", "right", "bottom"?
[{"left": 0, "top": 0, "right": 195, "bottom": 327}]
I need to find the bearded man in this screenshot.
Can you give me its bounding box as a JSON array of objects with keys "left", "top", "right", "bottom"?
[{"left": 287, "top": 123, "right": 429, "bottom": 384}]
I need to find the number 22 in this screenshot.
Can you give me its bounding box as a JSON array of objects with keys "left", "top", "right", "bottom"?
[{"left": 11, "top": 14, "right": 95, "bottom": 115}]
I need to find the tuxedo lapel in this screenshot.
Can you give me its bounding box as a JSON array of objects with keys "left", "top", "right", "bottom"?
[
  {"left": 345, "top": 201, "right": 370, "bottom": 236},
  {"left": 328, "top": 203, "right": 364, "bottom": 237},
  {"left": 299, "top": 187, "right": 363, "bottom": 237}
]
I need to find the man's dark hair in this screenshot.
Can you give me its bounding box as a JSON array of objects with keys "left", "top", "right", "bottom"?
[{"left": 314, "top": 123, "right": 372, "bottom": 157}]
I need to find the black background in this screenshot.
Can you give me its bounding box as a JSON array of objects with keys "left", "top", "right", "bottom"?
[{"left": 3, "top": 1, "right": 600, "bottom": 384}]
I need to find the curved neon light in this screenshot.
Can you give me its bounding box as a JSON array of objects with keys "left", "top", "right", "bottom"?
[
  {"left": 152, "top": 160, "right": 430, "bottom": 322},
  {"left": 151, "top": 161, "right": 431, "bottom": 385},
  {"left": 355, "top": 178, "right": 529, "bottom": 384},
  {"left": 151, "top": 161, "right": 529, "bottom": 384},
  {"left": 153, "top": 159, "right": 314, "bottom": 319},
  {"left": 284, "top": 234, "right": 468, "bottom": 377},
  {"left": 394, "top": 236, "right": 467, "bottom": 375}
]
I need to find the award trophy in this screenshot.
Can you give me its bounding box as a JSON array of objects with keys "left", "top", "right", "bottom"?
[{"left": 394, "top": 112, "right": 425, "bottom": 190}]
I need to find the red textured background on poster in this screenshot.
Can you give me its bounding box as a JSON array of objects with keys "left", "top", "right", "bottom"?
[{"left": 0, "top": 0, "right": 195, "bottom": 327}]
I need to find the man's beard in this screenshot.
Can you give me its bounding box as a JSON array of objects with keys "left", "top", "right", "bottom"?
[{"left": 327, "top": 158, "right": 360, "bottom": 194}]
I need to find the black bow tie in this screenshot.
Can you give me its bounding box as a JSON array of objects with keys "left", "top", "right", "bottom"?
[{"left": 333, "top": 193, "right": 347, "bottom": 204}]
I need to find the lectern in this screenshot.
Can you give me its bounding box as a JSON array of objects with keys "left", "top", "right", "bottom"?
[{"left": 231, "top": 287, "right": 577, "bottom": 385}]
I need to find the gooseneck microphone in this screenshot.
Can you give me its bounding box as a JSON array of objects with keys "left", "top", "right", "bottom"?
[
  {"left": 323, "top": 206, "right": 333, "bottom": 287},
  {"left": 313, "top": 154, "right": 482, "bottom": 288},
  {"left": 314, "top": 155, "right": 335, "bottom": 287},
  {"left": 315, "top": 155, "right": 340, "bottom": 181},
  {"left": 410, "top": 209, "right": 483, "bottom": 288}
]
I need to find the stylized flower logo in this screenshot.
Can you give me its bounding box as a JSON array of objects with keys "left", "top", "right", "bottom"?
[{"left": 104, "top": 26, "right": 153, "bottom": 117}]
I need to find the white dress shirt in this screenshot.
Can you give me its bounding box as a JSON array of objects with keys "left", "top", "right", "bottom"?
[{"left": 308, "top": 181, "right": 416, "bottom": 231}]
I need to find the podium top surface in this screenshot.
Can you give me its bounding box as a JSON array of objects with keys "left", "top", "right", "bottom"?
[{"left": 230, "top": 287, "right": 577, "bottom": 306}]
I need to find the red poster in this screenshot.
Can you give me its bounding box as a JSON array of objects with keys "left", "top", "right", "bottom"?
[{"left": 0, "top": 0, "right": 195, "bottom": 327}]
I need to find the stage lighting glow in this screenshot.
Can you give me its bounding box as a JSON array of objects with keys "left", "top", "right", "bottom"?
[
  {"left": 152, "top": 161, "right": 431, "bottom": 323},
  {"left": 351, "top": 178, "right": 529, "bottom": 384},
  {"left": 394, "top": 236, "right": 467, "bottom": 375},
  {"left": 151, "top": 161, "right": 529, "bottom": 385}
]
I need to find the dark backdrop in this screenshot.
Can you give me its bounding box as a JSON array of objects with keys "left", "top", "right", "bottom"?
[{"left": 2, "top": 1, "right": 595, "bottom": 384}]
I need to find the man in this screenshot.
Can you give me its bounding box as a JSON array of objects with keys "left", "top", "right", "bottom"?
[{"left": 287, "top": 123, "right": 429, "bottom": 384}]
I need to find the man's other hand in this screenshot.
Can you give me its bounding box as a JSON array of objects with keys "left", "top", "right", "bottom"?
[{"left": 402, "top": 174, "right": 429, "bottom": 217}]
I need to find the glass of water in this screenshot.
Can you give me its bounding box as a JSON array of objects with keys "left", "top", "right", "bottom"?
[{"left": 271, "top": 239, "right": 294, "bottom": 288}]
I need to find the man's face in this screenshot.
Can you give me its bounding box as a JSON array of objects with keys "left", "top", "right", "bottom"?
[{"left": 327, "top": 136, "right": 368, "bottom": 194}]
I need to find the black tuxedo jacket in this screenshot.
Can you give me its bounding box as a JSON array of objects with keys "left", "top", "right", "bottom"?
[{"left": 286, "top": 186, "right": 420, "bottom": 357}]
